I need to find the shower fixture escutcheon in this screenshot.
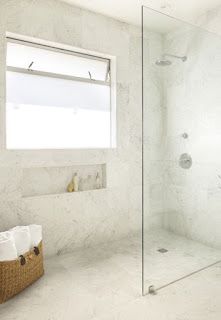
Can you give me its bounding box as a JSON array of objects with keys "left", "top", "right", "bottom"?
[{"left": 179, "top": 153, "right": 192, "bottom": 169}]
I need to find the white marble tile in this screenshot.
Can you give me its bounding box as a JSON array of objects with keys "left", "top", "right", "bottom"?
[
  {"left": 22, "top": 164, "right": 105, "bottom": 197},
  {"left": 143, "top": 229, "right": 221, "bottom": 291},
  {"left": 162, "top": 8, "right": 221, "bottom": 249},
  {"left": 97, "top": 263, "right": 221, "bottom": 320},
  {"left": 0, "top": 232, "right": 220, "bottom": 320},
  {"left": 0, "top": 0, "right": 149, "bottom": 256}
]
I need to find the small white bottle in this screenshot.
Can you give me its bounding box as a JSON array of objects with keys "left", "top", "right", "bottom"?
[
  {"left": 73, "top": 173, "right": 79, "bottom": 192},
  {"left": 96, "top": 172, "right": 101, "bottom": 189},
  {"left": 87, "top": 174, "right": 92, "bottom": 190}
]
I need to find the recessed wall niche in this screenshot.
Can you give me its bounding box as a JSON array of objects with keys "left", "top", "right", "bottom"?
[{"left": 22, "top": 164, "right": 106, "bottom": 198}]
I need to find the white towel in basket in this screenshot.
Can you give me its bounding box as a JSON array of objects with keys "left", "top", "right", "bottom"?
[
  {"left": 10, "top": 226, "right": 31, "bottom": 256},
  {"left": 0, "top": 231, "right": 12, "bottom": 242},
  {"left": 0, "top": 232, "right": 17, "bottom": 261},
  {"left": 29, "top": 225, "right": 42, "bottom": 247}
]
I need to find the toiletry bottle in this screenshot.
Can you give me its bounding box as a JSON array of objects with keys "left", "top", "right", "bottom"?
[
  {"left": 67, "top": 179, "right": 74, "bottom": 192},
  {"left": 96, "top": 172, "right": 101, "bottom": 189},
  {"left": 73, "top": 173, "right": 79, "bottom": 192}
]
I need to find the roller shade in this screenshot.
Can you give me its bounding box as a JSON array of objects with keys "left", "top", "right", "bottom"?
[
  {"left": 7, "top": 41, "right": 109, "bottom": 82},
  {"left": 7, "top": 71, "right": 110, "bottom": 111}
]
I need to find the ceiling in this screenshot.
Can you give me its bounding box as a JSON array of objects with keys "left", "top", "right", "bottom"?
[{"left": 61, "top": 0, "right": 221, "bottom": 30}]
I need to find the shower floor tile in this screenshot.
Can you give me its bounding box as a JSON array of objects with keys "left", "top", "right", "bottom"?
[
  {"left": 144, "top": 229, "right": 221, "bottom": 291},
  {"left": 98, "top": 262, "right": 221, "bottom": 320},
  {"left": 0, "top": 229, "right": 220, "bottom": 320}
]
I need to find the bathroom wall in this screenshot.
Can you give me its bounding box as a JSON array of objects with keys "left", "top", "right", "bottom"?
[
  {"left": 0, "top": 0, "right": 162, "bottom": 256},
  {"left": 162, "top": 8, "right": 221, "bottom": 249},
  {"left": 0, "top": 0, "right": 139, "bottom": 256}
]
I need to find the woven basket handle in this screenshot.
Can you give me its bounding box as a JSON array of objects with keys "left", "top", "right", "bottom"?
[
  {"left": 34, "top": 246, "right": 40, "bottom": 256},
  {"left": 19, "top": 255, "right": 26, "bottom": 266}
]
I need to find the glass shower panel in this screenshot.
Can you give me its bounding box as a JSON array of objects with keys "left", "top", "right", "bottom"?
[{"left": 142, "top": 6, "right": 221, "bottom": 295}]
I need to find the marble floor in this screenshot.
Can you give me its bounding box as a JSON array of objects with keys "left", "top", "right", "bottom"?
[
  {"left": 144, "top": 229, "right": 221, "bottom": 291},
  {"left": 0, "top": 229, "right": 221, "bottom": 320}
]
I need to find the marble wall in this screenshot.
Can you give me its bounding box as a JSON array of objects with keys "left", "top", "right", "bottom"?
[
  {"left": 22, "top": 164, "right": 106, "bottom": 197},
  {"left": 162, "top": 10, "right": 221, "bottom": 249},
  {"left": 0, "top": 0, "right": 163, "bottom": 257},
  {"left": 0, "top": 0, "right": 141, "bottom": 256},
  {"left": 142, "top": 6, "right": 221, "bottom": 250},
  {"left": 3, "top": 0, "right": 220, "bottom": 258}
]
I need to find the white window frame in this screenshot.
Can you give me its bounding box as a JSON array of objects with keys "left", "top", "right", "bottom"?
[{"left": 5, "top": 33, "right": 117, "bottom": 150}]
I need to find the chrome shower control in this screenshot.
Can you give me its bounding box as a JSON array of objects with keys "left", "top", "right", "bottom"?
[
  {"left": 179, "top": 153, "right": 192, "bottom": 169},
  {"left": 182, "top": 133, "right": 188, "bottom": 139}
]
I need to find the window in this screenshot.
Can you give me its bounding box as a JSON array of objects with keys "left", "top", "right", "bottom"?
[{"left": 6, "top": 38, "right": 115, "bottom": 149}]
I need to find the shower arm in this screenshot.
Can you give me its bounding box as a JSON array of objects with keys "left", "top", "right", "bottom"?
[{"left": 162, "top": 53, "right": 187, "bottom": 62}]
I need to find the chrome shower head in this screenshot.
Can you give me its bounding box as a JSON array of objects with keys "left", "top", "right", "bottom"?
[
  {"left": 155, "top": 59, "right": 172, "bottom": 66},
  {"left": 155, "top": 53, "right": 187, "bottom": 66}
]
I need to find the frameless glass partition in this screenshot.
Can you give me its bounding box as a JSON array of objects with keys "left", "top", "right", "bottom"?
[{"left": 142, "top": 6, "right": 221, "bottom": 295}]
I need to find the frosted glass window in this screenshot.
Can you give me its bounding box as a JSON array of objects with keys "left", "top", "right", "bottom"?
[
  {"left": 6, "top": 39, "right": 113, "bottom": 149},
  {"left": 7, "top": 42, "right": 109, "bottom": 81}
]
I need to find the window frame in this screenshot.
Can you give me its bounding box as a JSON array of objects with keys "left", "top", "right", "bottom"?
[{"left": 5, "top": 35, "right": 116, "bottom": 150}]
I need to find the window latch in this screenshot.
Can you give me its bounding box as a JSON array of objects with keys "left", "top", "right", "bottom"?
[
  {"left": 28, "top": 61, "right": 34, "bottom": 71},
  {"left": 88, "top": 71, "right": 92, "bottom": 80}
]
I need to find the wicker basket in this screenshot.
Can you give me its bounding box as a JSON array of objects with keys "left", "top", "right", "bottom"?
[{"left": 0, "top": 241, "right": 44, "bottom": 304}]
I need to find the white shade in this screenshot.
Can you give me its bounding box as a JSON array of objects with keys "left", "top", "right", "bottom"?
[
  {"left": 7, "top": 42, "right": 109, "bottom": 81},
  {"left": 6, "top": 40, "right": 113, "bottom": 149},
  {"left": 7, "top": 71, "right": 110, "bottom": 111}
]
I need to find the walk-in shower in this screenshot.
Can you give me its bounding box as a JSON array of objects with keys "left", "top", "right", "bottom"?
[{"left": 142, "top": 6, "right": 221, "bottom": 296}]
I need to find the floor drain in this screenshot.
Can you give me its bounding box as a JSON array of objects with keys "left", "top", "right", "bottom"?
[{"left": 158, "top": 248, "right": 168, "bottom": 253}]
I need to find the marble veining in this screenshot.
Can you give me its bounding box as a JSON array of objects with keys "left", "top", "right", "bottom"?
[
  {"left": 143, "top": 6, "right": 221, "bottom": 250},
  {"left": 22, "top": 164, "right": 106, "bottom": 197},
  {"left": 1, "top": 231, "right": 221, "bottom": 320},
  {"left": 162, "top": 10, "right": 221, "bottom": 249},
  {"left": 0, "top": 0, "right": 156, "bottom": 256}
]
